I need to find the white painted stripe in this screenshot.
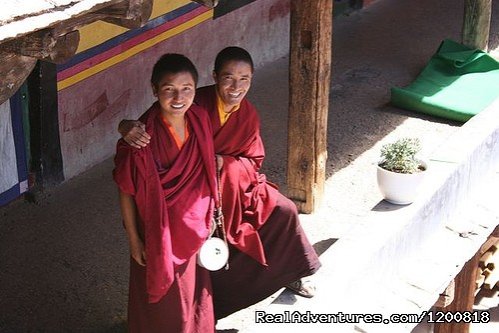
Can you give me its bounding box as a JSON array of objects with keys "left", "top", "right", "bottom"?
[
  {"left": 19, "top": 179, "right": 28, "bottom": 193},
  {"left": 0, "top": 99, "right": 19, "bottom": 193}
]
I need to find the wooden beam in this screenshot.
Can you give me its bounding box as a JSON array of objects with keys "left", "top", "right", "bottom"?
[
  {"left": 0, "top": 0, "right": 152, "bottom": 56},
  {"left": 287, "top": 0, "right": 332, "bottom": 213},
  {"left": 49, "top": 31, "right": 80, "bottom": 63},
  {"left": 0, "top": 0, "right": 153, "bottom": 104},
  {"left": 0, "top": 29, "right": 80, "bottom": 64},
  {"left": 0, "top": 29, "right": 79, "bottom": 104},
  {"left": 491, "top": 224, "right": 499, "bottom": 238},
  {"left": 434, "top": 250, "right": 481, "bottom": 333},
  {"left": 45, "top": 0, "right": 151, "bottom": 31},
  {"left": 192, "top": 0, "right": 219, "bottom": 8},
  {"left": 101, "top": 0, "right": 153, "bottom": 29},
  {"left": 0, "top": 52, "right": 37, "bottom": 106},
  {"left": 462, "top": 0, "right": 492, "bottom": 50}
]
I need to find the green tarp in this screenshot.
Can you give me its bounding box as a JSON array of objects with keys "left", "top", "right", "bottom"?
[{"left": 391, "top": 39, "right": 499, "bottom": 122}]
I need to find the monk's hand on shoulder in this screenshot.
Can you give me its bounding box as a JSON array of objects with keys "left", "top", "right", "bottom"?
[
  {"left": 129, "top": 237, "right": 146, "bottom": 266},
  {"left": 215, "top": 154, "right": 224, "bottom": 171},
  {"left": 118, "top": 120, "right": 151, "bottom": 149}
]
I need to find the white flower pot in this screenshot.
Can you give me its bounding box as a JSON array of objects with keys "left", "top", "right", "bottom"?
[{"left": 376, "top": 160, "right": 427, "bottom": 205}]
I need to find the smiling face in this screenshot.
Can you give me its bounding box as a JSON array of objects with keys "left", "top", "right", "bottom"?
[
  {"left": 213, "top": 60, "right": 253, "bottom": 110},
  {"left": 153, "top": 71, "right": 196, "bottom": 121}
]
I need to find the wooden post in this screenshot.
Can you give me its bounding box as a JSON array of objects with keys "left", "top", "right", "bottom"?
[
  {"left": 462, "top": 0, "right": 492, "bottom": 50},
  {"left": 287, "top": 0, "right": 332, "bottom": 213},
  {"left": 433, "top": 250, "right": 481, "bottom": 333},
  {"left": 27, "top": 61, "right": 65, "bottom": 188}
]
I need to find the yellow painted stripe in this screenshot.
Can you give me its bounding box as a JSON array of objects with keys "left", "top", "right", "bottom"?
[
  {"left": 151, "top": 0, "right": 191, "bottom": 19},
  {"left": 58, "top": 9, "right": 213, "bottom": 91},
  {"left": 77, "top": 0, "right": 191, "bottom": 53},
  {"left": 77, "top": 24, "right": 126, "bottom": 53}
]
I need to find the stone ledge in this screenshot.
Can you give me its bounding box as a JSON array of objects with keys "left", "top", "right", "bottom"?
[{"left": 239, "top": 99, "right": 499, "bottom": 333}]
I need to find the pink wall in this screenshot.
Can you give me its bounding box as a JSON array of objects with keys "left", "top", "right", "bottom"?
[{"left": 58, "top": 0, "right": 290, "bottom": 180}]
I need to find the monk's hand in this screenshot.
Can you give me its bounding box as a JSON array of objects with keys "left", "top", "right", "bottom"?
[
  {"left": 118, "top": 120, "right": 151, "bottom": 149},
  {"left": 216, "top": 154, "right": 224, "bottom": 172},
  {"left": 129, "top": 237, "right": 146, "bottom": 266}
]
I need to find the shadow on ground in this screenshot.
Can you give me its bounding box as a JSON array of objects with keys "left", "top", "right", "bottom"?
[{"left": 254, "top": 0, "right": 497, "bottom": 191}]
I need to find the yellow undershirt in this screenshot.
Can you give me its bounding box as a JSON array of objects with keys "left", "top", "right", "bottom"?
[
  {"left": 161, "top": 115, "right": 189, "bottom": 150},
  {"left": 216, "top": 92, "right": 240, "bottom": 126}
]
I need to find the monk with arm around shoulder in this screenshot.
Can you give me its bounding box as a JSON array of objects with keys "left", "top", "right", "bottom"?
[{"left": 118, "top": 47, "right": 321, "bottom": 320}]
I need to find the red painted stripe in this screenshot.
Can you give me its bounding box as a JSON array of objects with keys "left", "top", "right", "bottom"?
[{"left": 57, "top": 6, "right": 209, "bottom": 81}]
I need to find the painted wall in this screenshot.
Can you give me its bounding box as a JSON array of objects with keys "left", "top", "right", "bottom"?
[
  {"left": 0, "top": 0, "right": 380, "bottom": 205},
  {"left": 0, "top": 90, "right": 28, "bottom": 206},
  {"left": 333, "top": 0, "right": 379, "bottom": 16},
  {"left": 57, "top": 0, "right": 291, "bottom": 180}
]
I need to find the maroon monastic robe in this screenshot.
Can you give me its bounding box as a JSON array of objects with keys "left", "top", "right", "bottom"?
[
  {"left": 113, "top": 102, "right": 217, "bottom": 332},
  {"left": 195, "top": 86, "right": 278, "bottom": 266},
  {"left": 195, "top": 86, "right": 321, "bottom": 319}
]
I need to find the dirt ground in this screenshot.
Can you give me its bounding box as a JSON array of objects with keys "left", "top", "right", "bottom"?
[{"left": 1, "top": 0, "right": 498, "bottom": 332}]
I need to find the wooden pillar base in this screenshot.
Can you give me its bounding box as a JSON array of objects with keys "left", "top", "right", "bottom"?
[
  {"left": 434, "top": 251, "right": 480, "bottom": 333},
  {"left": 434, "top": 225, "right": 499, "bottom": 333}
]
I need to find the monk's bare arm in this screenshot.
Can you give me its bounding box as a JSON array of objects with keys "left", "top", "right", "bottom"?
[
  {"left": 119, "top": 190, "right": 146, "bottom": 266},
  {"left": 118, "top": 120, "right": 151, "bottom": 149}
]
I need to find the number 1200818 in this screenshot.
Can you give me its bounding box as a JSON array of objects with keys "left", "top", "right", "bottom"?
[{"left": 426, "top": 311, "right": 490, "bottom": 324}]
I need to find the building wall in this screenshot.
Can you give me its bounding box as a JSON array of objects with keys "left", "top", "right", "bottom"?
[
  {"left": 0, "top": 0, "right": 380, "bottom": 205},
  {"left": 0, "top": 91, "right": 28, "bottom": 206},
  {"left": 57, "top": 0, "right": 291, "bottom": 180}
]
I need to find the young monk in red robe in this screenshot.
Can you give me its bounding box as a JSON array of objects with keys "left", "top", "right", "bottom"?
[
  {"left": 113, "top": 54, "right": 218, "bottom": 332},
  {"left": 119, "top": 47, "right": 321, "bottom": 320}
]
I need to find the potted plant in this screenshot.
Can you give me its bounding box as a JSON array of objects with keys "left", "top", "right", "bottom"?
[{"left": 377, "top": 137, "right": 427, "bottom": 205}]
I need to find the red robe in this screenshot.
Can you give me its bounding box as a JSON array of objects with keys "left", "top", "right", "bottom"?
[
  {"left": 195, "top": 86, "right": 321, "bottom": 319},
  {"left": 113, "top": 102, "right": 217, "bottom": 332},
  {"left": 195, "top": 86, "right": 279, "bottom": 265}
]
